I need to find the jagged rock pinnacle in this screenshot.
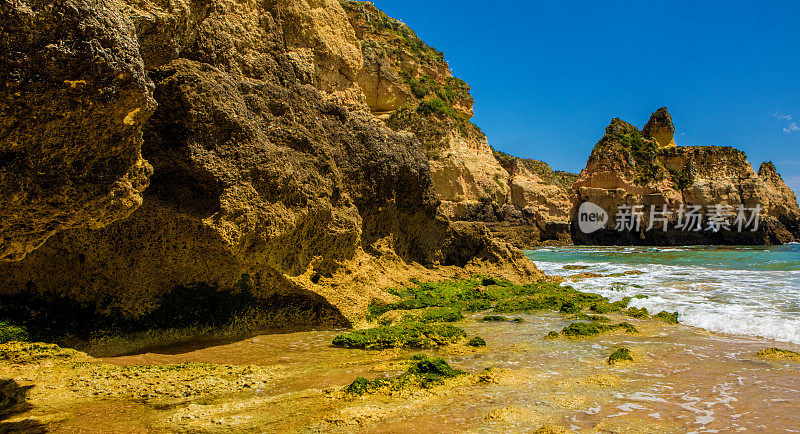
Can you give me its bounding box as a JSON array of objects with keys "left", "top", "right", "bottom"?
[{"left": 642, "top": 107, "right": 677, "bottom": 148}]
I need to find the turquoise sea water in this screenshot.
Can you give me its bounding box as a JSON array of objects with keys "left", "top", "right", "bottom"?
[{"left": 525, "top": 244, "right": 800, "bottom": 344}]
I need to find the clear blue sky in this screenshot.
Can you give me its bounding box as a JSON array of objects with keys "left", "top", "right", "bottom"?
[{"left": 372, "top": 0, "right": 800, "bottom": 196}]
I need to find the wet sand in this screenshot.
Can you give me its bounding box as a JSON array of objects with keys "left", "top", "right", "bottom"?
[{"left": 55, "top": 312, "right": 799, "bottom": 432}]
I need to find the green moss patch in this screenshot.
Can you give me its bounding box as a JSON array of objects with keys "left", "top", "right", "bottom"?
[
  {"left": 467, "top": 336, "right": 486, "bottom": 347},
  {"left": 608, "top": 348, "right": 634, "bottom": 365},
  {"left": 625, "top": 307, "right": 649, "bottom": 318},
  {"left": 756, "top": 348, "right": 800, "bottom": 362},
  {"left": 345, "top": 355, "right": 465, "bottom": 395},
  {"left": 654, "top": 311, "right": 679, "bottom": 324},
  {"left": 560, "top": 322, "right": 638, "bottom": 338},
  {"left": 332, "top": 322, "right": 466, "bottom": 349},
  {"left": 589, "top": 297, "right": 631, "bottom": 314},
  {"left": 0, "top": 320, "right": 28, "bottom": 344},
  {"left": 405, "top": 307, "right": 464, "bottom": 324},
  {"left": 569, "top": 313, "right": 611, "bottom": 322},
  {"left": 493, "top": 285, "right": 607, "bottom": 314}
]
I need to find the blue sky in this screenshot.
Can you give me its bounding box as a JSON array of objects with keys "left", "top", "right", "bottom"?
[{"left": 372, "top": 0, "right": 800, "bottom": 196}]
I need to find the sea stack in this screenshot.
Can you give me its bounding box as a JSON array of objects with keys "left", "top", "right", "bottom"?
[{"left": 571, "top": 108, "right": 800, "bottom": 245}]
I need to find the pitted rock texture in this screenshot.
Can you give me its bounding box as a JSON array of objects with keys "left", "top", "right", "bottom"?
[
  {"left": 572, "top": 108, "right": 800, "bottom": 245},
  {"left": 0, "top": 0, "right": 540, "bottom": 349},
  {"left": 0, "top": 0, "right": 156, "bottom": 261}
]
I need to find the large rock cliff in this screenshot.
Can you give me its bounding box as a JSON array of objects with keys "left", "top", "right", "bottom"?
[
  {"left": 0, "top": 0, "right": 155, "bottom": 261},
  {"left": 0, "top": 0, "right": 540, "bottom": 352},
  {"left": 339, "top": 1, "right": 575, "bottom": 248},
  {"left": 572, "top": 108, "right": 800, "bottom": 245}
]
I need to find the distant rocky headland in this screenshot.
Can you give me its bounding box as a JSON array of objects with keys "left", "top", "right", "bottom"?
[
  {"left": 0, "top": 0, "right": 798, "bottom": 350},
  {"left": 571, "top": 107, "right": 800, "bottom": 245}
]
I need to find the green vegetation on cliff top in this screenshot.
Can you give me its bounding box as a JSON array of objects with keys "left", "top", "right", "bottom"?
[
  {"left": 341, "top": 0, "right": 444, "bottom": 65},
  {"left": 592, "top": 121, "right": 665, "bottom": 185}
]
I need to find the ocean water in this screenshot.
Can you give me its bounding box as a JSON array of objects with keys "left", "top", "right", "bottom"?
[{"left": 525, "top": 244, "right": 800, "bottom": 344}]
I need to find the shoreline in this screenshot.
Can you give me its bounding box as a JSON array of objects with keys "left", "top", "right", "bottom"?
[{"left": 1, "top": 275, "right": 799, "bottom": 432}]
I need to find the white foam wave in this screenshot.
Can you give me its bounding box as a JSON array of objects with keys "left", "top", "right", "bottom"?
[{"left": 533, "top": 260, "right": 800, "bottom": 345}]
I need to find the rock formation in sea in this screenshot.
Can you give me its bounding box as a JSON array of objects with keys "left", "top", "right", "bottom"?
[
  {"left": 571, "top": 107, "right": 800, "bottom": 245},
  {"left": 0, "top": 0, "right": 546, "bottom": 350}
]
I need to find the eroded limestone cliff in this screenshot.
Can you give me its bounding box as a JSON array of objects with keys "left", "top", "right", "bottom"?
[
  {"left": 572, "top": 108, "right": 800, "bottom": 245},
  {"left": 339, "top": 1, "right": 575, "bottom": 248},
  {"left": 0, "top": 0, "right": 541, "bottom": 352}
]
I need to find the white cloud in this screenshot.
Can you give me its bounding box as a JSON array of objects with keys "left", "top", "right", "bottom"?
[
  {"left": 783, "top": 122, "right": 799, "bottom": 134},
  {"left": 772, "top": 111, "right": 793, "bottom": 120}
]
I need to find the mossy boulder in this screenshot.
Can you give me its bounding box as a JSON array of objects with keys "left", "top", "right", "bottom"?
[
  {"left": 625, "top": 307, "right": 649, "bottom": 318},
  {"left": 467, "top": 336, "right": 486, "bottom": 347},
  {"left": 559, "top": 302, "right": 582, "bottom": 314},
  {"left": 560, "top": 322, "right": 638, "bottom": 338},
  {"left": 654, "top": 311, "right": 679, "bottom": 324},
  {"left": 608, "top": 348, "right": 634, "bottom": 365}
]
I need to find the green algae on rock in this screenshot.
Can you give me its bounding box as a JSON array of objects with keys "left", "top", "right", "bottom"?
[
  {"left": 345, "top": 355, "right": 465, "bottom": 395},
  {"left": 372, "top": 276, "right": 606, "bottom": 317},
  {"left": 608, "top": 348, "right": 634, "bottom": 365},
  {"left": 756, "top": 348, "right": 800, "bottom": 362},
  {"left": 0, "top": 321, "right": 28, "bottom": 344},
  {"left": 406, "top": 307, "right": 464, "bottom": 324},
  {"left": 569, "top": 313, "right": 611, "bottom": 323},
  {"left": 588, "top": 297, "right": 631, "bottom": 314},
  {"left": 468, "top": 336, "right": 487, "bottom": 347},
  {"left": 625, "top": 307, "right": 650, "bottom": 318},
  {"left": 560, "top": 322, "right": 638, "bottom": 338},
  {"left": 332, "top": 322, "right": 466, "bottom": 349},
  {"left": 654, "top": 311, "right": 680, "bottom": 324}
]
